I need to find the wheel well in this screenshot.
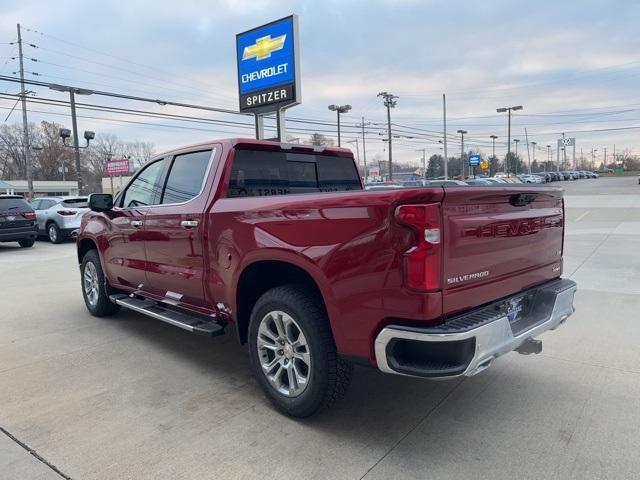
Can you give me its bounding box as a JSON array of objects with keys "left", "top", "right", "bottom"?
[
  {"left": 77, "top": 238, "right": 97, "bottom": 264},
  {"left": 235, "top": 261, "right": 326, "bottom": 344}
]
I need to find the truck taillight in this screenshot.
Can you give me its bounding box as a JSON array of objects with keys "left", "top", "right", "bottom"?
[
  {"left": 57, "top": 210, "right": 76, "bottom": 216},
  {"left": 22, "top": 211, "right": 36, "bottom": 220},
  {"left": 396, "top": 204, "right": 442, "bottom": 291}
]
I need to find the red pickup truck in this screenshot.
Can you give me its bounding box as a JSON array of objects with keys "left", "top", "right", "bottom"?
[{"left": 77, "top": 139, "right": 576, "bottom": 417}]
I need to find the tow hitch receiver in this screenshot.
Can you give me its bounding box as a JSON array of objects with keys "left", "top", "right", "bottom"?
[{"left": 516, "top": 338, "right": 542, "bottom": 355}]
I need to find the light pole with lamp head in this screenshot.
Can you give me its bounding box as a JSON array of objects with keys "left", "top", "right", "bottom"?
[
  {"left": 50, "top": 84, "right": 95, "bottom": 194},
  {"left": 457, "top": 130, "right": 467, "bottom": 178},
  {"left": 327, "top": 104, "right": 352, "bottom": 147},
  {"left": 496, "top": 105, "right": 523, "bottom": 175}
]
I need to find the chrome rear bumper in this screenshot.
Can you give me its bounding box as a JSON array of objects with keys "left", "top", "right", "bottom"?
[{"left": 374, "top": 278, "right": 577, "bottom": 379}]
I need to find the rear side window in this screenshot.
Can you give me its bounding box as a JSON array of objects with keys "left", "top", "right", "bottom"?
[
  {"left": 228, "top": 150, "right": 361, "bottom": 197},
  {"left": 0, "top": 198, "right": 30, "bottom": 211},
  {"left": 161, "top": 150, "right": 212, "bottom": 204},
  {"left": 121, "top": 158, "right": 167, "bottom": 208},
  {"left": 62, "top": 198, "right": 88, "bottom": 208}
]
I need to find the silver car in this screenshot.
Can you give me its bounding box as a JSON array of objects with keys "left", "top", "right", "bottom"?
[{"left": 30, "top": 196, "right": 89, "bottom": 243}]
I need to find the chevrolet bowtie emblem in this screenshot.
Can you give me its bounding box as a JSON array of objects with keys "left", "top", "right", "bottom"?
[{"left": 242, "top": 34, "right": 286, "bottom": 61}]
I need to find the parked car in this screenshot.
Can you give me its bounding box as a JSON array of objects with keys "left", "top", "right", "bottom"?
[
  {"left": 76, "top": 138, "right": 577, "bottom": 417},
  {"left": 464, "top": 179, "right": 493, "bottom": 186},
  {"left": 0, "top": 195, "right": 37, "bottom": 248},
  {"left": 427, "top": 179, "right": 468, "bottom": 186},
  {"left": 30, "top": 196, "right": 89, "bottom": 243},
  {"left": 483, "top": 177, "right": 508, "bottom": 184},
  {"left": 521, "top": 174, "right": 543, "bottom": 184}
]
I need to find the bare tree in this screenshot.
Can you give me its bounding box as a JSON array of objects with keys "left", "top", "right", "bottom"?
[{"left": 308, "top": 133, "right": 334, "bottom": 147}]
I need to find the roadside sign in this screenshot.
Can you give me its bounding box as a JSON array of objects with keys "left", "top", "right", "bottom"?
[
  {"left": 236, "top": 15, "right": 300, "bottom": 113},
  {"left": 480, "top": 160, "right": 490, "bottom": 170},
  {"left": 469, "top": 154, "right": 481, "bottom": 166},
  {"left": 106, "top": 158, "right": 130, "bottom": 177}
]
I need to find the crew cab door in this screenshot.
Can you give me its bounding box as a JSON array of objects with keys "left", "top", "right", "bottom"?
[
  {"left": 143, "top": 149, "right": 216, "bottom": 311},
  {"left": 104, "top": 158, "right": 169, "bottom": 291}
]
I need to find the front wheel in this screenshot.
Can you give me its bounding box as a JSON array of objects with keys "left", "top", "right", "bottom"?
[
  {"left": 248, "top": 285, "right": 353, "bottom": 417},
  {"left": 81, "top": 250, "right": 120, "bottom": 317}
]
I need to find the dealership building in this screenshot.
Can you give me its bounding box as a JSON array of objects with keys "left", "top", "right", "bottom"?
[{"left": 0, "top": 180, "right": 80, "bottom": 197}]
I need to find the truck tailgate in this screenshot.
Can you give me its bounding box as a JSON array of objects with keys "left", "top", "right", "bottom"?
[{"left": 440, "top": 186, "right": 564, "bottom": 316}]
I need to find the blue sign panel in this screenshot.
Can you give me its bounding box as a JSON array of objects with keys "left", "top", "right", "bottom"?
[
  {"left": 236, "top": 15, "right": 300, "bottom": 112},
  {"left": 469, "top": 154, "right": 481, "bottom": 166}
]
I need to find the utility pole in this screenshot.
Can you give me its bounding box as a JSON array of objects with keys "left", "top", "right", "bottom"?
[
  {"left": 360, "top": 116, "right": 368, "bottom": 178},
  {"left": 442, "top": 94, "right": 449, "bottom": 180},
  {"left": 457, "top": 130, "right": 467, "bottom": 178},
  {"left": 603, "top": 147, "right": 607, "bottom": 169},
  {"left": 546, "top": 145, "right": 551, "bottom": 170},
  {"left": 378, "top": 92, "right": 398, "bottom": 180},
  {"left": 561, "top": 132, "right": 566, "bottom": 171},
  {"left": 417, "top": 148, "right": 426, "bottom": 180},
  {"left": 16, "top": 24, "right": 33, "bottom": 199}
]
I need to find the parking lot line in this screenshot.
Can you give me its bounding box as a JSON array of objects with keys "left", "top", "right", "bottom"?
[{"left": 574, "top": 211, "right": 590, "bottom": 222}]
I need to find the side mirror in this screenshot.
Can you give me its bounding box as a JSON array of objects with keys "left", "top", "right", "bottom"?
[{"left": 89, "top": 193, "right": 113, "bottom": 212}]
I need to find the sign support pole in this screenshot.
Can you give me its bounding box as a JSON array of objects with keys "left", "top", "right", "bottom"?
[
  {"left": 254, "top": 114, "right": 264, "bottom": 140},
  {"left": 276, "top": 108, "right": 286, "bottom": 142}
]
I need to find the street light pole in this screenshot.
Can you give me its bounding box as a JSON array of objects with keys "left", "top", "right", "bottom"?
[
  {"left": 49, "top": 84, "right": 94, "bottom": 194},
  {"left": 496, "top": 105, "right": 523, "bottom": 176},
  {"left": 513, "top": 138, "right": 520, "bottom": 174},
  {"left": 69, "top": 90, "right": 83, "bottom": 193},
  {"left": 531, "top": 141, "right": 536, "bottom": 174},
  {"left": 327, "top": 104, "right": 352, "bottom": 147},
  {"left": 457, "top": 129, "right": 467, "bottom": 178},
  {"left": 378, "top": 92, "right": 398, "bottom": 181}
]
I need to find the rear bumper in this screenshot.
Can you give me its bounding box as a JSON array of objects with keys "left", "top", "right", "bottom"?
[
  {"left": 0, "top": 226, "right": 38, "bottom": 242},
  {"left": 374, "top": 278, "right": 577, "bottom": 379}
]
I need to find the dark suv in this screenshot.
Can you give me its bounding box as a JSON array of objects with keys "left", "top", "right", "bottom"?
[{"left": 0, "top": 195, "right": 38, "bottom": 248}]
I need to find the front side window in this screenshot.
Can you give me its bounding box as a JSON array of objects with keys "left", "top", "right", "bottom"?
[
  {"left": 160, "top": 150, "right": 212, "bottom": 204},
  {"left": 121, "top": 158, "right": 166, "bottom": 208}
]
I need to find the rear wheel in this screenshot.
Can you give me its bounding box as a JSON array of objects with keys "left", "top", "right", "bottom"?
[
  {"left": 81, "top": 250, "right": 120, "bottom": 317},
  {"left": 47, "top": 222, "right": 63, "bottom": 244},
  {"left": 248, "top": 285, "right": 353, "bottom": 417},
  {"left": 18, "top": 238, "right": 35, "bottom": 248}
]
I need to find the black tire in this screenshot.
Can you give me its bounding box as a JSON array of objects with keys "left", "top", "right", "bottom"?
[
  {"left": 80, "top": 250, "right": 120, "bottom": 317},
  {"left": 248, "top": 285, "right": 353, "bottom": 417},
  {"left": 18, "top": 238, "right": 35, "bottom": 248},
  {"left": 47, "top": 222, "right": 64, "bottom": 244}
]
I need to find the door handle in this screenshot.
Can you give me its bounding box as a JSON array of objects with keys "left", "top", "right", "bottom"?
[
  {"left": 131, "top": 220, "right": 144, "bottom": 228},
  {"left": 180, "top": 220, "right": 199, "bottom": 229}
]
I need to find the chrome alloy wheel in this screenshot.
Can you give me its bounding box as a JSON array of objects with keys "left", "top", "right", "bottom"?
[
  {"left": 48, "top": 224, "right": 57, "bottom": 242},
  {"left": 256, "top": 310, "right": 311, "bottom": 397},
  {"left": 83, "top": 261, "right": 99, "bottom": 307}
]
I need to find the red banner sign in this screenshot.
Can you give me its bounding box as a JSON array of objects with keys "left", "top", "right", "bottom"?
[{"left": 106, "top": 158, "right": 130, "bottom": 176}]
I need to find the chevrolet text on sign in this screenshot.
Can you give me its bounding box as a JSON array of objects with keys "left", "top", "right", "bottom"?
[{"left": 236, "top": 15, "right": 300, "bottom": 113}]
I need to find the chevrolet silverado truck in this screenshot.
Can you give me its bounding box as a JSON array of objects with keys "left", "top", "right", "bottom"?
[{"left": 77, "top": 139, "right": 577, "bottom": 417}]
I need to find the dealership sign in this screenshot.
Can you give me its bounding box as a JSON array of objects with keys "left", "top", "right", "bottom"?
[
  {"left": 106, "top": 158, "right": 130, "bottom": 176},
  {"left": 468, "top": 154, "right": 481, "bottom": 166},
  {"left": 236, "top": 15, "right": 300, "bottom": 113}
]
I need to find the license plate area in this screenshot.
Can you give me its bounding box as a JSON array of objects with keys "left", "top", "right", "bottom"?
[{"left": 495, "top": 293, "right": 533, "bottom": 324}]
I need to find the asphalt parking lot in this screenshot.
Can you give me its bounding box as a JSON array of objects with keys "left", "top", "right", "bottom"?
[{"left": 1, "top": 176, "right": 639, "bottom": 480}]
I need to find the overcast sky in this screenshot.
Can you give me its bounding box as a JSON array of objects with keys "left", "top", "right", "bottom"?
[{"left": 1, "top": 0, "right": 639, "bottom": 166}]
